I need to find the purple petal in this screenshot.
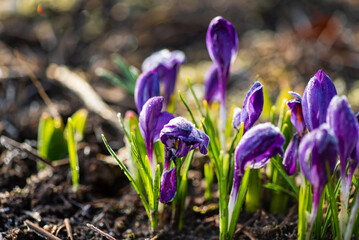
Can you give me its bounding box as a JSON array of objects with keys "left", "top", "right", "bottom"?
[
  {"left": 160, "top": 167, "right": 177, "bottom": 203},
  {"left": 204, "top": 64, "right": 221, "bottom": 104},
  {"left": 327, "top": 96, "right": 358, "bottom": 179},
  {"left": 153, "top": 111, "right": 175, "bottom": 141},
  {"left": 234, "top": 123, "right": 284, "bottom": 174},
  {"left": 134, "top": 70, "right": 160, "bottom": 113},
  {"left": 298, "top": 124, "right": 338, "bottom": 192},
  {"left": 282, "top": 134, "right": 299, "bottom": 176},
  {"left": 302, "top": 70, "right": 337, "bottom": 131},
  {"left": 206, "top": 16, "right": 238, "bottom": 102},
  {"left": 232, "top": 107, "right": 242, "bottom": 130},
  {"left": 287, "top": 92, "right": 306, "bottom": 136},
  {"left": 240, "top": 81, "right": 264, "bottom": 132},
  {"left": 206, "top": 16, "right": 238, "bottom": 71},
  {"left": 356, "top": 112, "right": 359, "bottom": 123},
  {"left": 142, "top": 49, "right": 185, "bottom": 107},
  {"left": 160, "top": 117, "right": 209, "bottom": 158},
  {"left": 139, "top": 96, "right": 164, "bottom": 164}
]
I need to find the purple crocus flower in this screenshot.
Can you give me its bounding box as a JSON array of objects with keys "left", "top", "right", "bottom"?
[
  {"left": 139, "top": 96, "right": 174, "bottom": 176},
  {"left": 299, "top": 124, "right": 338, "bottom": 226},
  {"left": 142, "top": 49, "right": 185, "bottom": 107},
  {"left": 282, "top": 133, "right": 299, "bottom": 176},
  {"left": 134, "top": 70, "right": 160, "bottom": 113},
  {"left": 326, "top": 96, "right": 358, "bottom": 192},
  {"left": 302, "top": 70, "right": 337, "bottom": 131},
  {"left": 159, "top": 117, "right": 209, "bottom": 203},
  {"left": 228, "top": 123, "right": 284, "bottom": 218},
  {"left": 287, "top": 91, "right": 306, "bottom": 136},
  {"left": 232, "top": 81, "right": 264, "bottom": 133},
  {"left": 204, "top": 64, "right": 220, "bottom": 104},
  {"left": 206, "top": 16, "right": 238, "bottom": 105}
]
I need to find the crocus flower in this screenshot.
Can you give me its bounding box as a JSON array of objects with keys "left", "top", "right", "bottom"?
[
  {"left": 206, "top": 16, "right": 238, "bottom": 105},
  {"left": 299, "top": 124, "right": 338, "bottom": 226},
  {"left": 232, "top": 81, "right": 264, "bottom": 132},
  {"left": 139, "top": 96, "right": 174, "bottom": 176},
  {"left": 142, "top": 49, "right": 185, "bottom": 107},
  {"left": 302, "top": 70, "right": 337, "bottom": 131},
  {"left": 134, "top": 70, "right": 160, "bottom": 113},
  {"left": 287, "top": 91, "right": 306, "bottom": 136},
  {"left": 159, "top": 117, "right": 209, "bottom": 203},
  {"left": 204, "top": 64, "right": 220, "bottom": 104},
  {"left": 282, "top": 133, "right": 299, "bottom": 176},
  {"left": 326, "top": 96, "right": 358, "bottom": 192},
  {"left": 228, "top": 123, "right": 284, "bottom": 219}
]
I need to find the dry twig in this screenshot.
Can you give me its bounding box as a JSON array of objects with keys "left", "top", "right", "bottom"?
[
  {"left": 24, "top": 220, "right": 61, "bottom": 240},
  {"left": 86, "top": 223, "right": 117, "bottom": 240}
]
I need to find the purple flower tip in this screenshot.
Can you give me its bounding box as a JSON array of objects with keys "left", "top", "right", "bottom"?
[
  {"left": 282, "top": 134, "right": 299, "bottom": 176},
  {"left": 160, "top": 167, "right": 177, "bottom": 203},
  {"left": 326, "top": 95, "right": 358, "bottom": 178},
  {"left": 139, "top": 96, "right": 174, "bottom": 165},
  {"left": 302, "top": 70, "right": 337, "bottom": 131},
  {"left": 234, "top": 81, "right": 264, "bottom": 133},
  {"left": 134, "top": 70, "right": 160, "bottom": 113},
  {"left": 287, "top": 92, "right": 306, "bottom": 136}
]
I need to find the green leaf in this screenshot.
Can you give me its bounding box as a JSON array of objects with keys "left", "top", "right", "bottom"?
[
  {"left": 228, "top": 166, "right": 251, "bottom": 239},
  {"left": 68, "top": 109, "right": 88, "bottom": 142},
  {"left": 102, "top": 134, "right": 150, "bottom": 217},
  {"left": 270, "top": 158, "right": 299, "bottom": 197},
  {"left": 264, "top": 183, "right": 297, "bottom": 199},
  {"left": 67, "top": 118, "right": 80, "bottom": 192},
  {"left": 179, "top": 90, "right": 198, "bottom": 127},
  {"left": 37, "top": 113, "right": 67, "bottom": 161}
]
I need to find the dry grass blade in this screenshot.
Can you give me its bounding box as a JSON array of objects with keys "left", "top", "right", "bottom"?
[
  {"left": 24, "top": 220, "right": 61, "bottom": 240},
  {"left": 64, "top": 218, "right": 73, "bottom": 240},
  {"left": 0, "top": 135, "right": 53, "bottom": 168},
  {"left": 86, "top": 223, "right": 117, "bottom": 240}
]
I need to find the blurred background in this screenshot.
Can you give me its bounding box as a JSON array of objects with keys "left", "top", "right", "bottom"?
[{"left": 1, "top": 0, "right": 359, "bottom": 140}]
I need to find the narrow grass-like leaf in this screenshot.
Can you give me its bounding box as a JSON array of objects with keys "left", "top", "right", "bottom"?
[
  {"left": 204, "top": 162, "right": 214, "bottom": 201},
  {"left": 264, "top": 183, "right": 297, "bottom": 199},
  {"left": 67, "top": 118, "right": 79, "bottom": 192},
  {"left": 68, "top": 109, "right": 88, "bottom": 141},
  {"left": 270, "top": 158, "right": 299, "bottom": 197},
  {"left": 102, "top": 134, "right": 150, "bottom": 217},
  {"left": 179, "top": 90, "right": 198, "bottom": 127},
  {"left": 187, "top": 78, "right": 204, "bottom": 117},
  {"left": 228, "top": 166, "right": 251, "bottom": 239}
]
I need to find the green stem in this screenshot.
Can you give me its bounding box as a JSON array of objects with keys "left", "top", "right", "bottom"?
[{"left": 245, "top": 169, "right": 261, "bottom": 212}]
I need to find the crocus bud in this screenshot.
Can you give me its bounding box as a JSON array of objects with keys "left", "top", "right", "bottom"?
[
  {"left": 228, "top": 123, "right": 284, "bottom": 217},
  {"left": 142, "top": 49, "right": 185, "bottom": 107},
  {"left": 139, "top": 97, "right": 174, "bottom": 174},
  {"left": 206, "top": 16, "right": 238, "bottom": 103},
  {"left": 159, "top": 117, "right": 209, "bottom": 203},
  {"left": 204, "top": 64, "right": 220, "bottom": 104},
  {"left": 282, "top": 133, "right": 299, "bottom": 176},
  {"left": 287, "top": 91, "right": 306, "bottom": 136},
  {"left": 302, "top": 70, "right": 337, "bottom": 131},
  {"left": 327, "top": 96, "right": 358, "bottom": 189},
  {"left": 134, "top": 70, "right": 160, "bottom": 113},
  {"left": 232, "top": 81, "right": 264, "bottom": 133},
  {"left": 299, "top": 124, "right": 338, "bottom": 221}
]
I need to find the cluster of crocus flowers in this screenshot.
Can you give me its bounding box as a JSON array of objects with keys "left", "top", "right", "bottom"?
[{"left": 159, "top": 117, "right": 209, "bottom": 203}]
